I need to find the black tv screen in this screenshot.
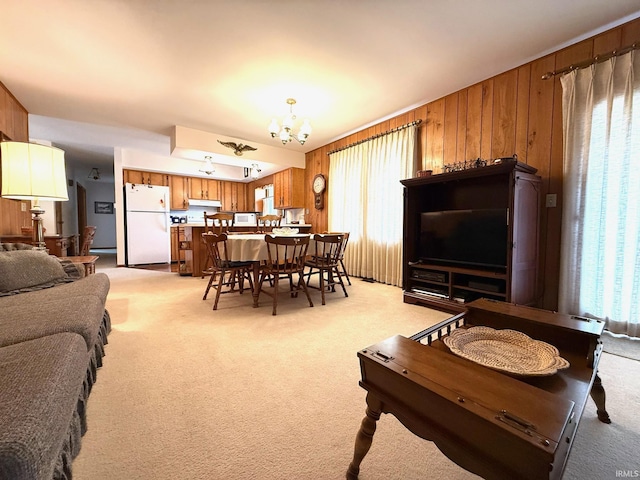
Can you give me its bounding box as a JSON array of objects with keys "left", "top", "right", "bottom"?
[{"left": 419, "top": 209, "right": 508, "bottom": 269}]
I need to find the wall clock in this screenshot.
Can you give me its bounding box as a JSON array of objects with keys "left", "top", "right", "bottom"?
[{"left": 312, "top": 174, "right": 326, "bottom": 210}]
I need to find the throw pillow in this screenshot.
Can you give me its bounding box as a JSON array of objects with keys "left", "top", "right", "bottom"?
[{"left": 0, "top": 250, "right": 67, "bottom": 293}]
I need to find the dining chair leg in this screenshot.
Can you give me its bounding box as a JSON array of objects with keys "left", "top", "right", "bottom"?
[
  {"left": 272, "top": 271, "right": 279, "bottom": 315},
  {"left": 334, "top": 267, "right": 349, "bottom": 298},
  {"left": 319, "top": 267, "right": 327, "bottom": 305},
  {"left": 213, "top": 269, "right": 226, "bottom": 310},
  {"left": 256, "top": 272, "right": 266, "bottom": 307},
  {"left": 289, "top": 273, "right": 297, "bottom": 298},
  {"left": 340, "top": 259, "right": 352, "bottom": 285},
  {"left": 245, "top": 268, "right": 254, "bottom": 295},
  {"left": 305, "top": 265, "right": 313, "bottom": 287},
  {"left": 252, "top": 263, "right": 261, "bottom": 307},
  {"left": 203, "top": 270, "right": 216, "bottom": 300},
  {"left": 236, "top": 270, "right": 245, "bottom": 293},
  {"left": 298, "top": 274, "right": 314, "bottom": 308}
]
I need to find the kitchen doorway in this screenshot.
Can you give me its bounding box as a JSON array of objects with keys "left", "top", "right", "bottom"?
[{"left": 77, "top": 182, "right": 87, "bottom": 242}]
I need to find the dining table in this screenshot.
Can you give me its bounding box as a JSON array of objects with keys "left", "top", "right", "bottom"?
[
  {"left": 199, "top": 232, "right": 315, "bottom": 308},
  {"left": 183, "top": 225, "right": 312, "bottom": 276}
]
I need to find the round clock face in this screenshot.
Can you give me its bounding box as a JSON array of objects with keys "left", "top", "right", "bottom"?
[{"left": 313, "top": 174, "right": 326, "bottom": 194}]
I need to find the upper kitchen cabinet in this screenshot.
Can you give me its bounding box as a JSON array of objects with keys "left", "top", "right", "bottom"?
[
  {"left": 189, "top": 177, "right": 221, "bottom": 200},
  {"left": 221, "top": 181, "right": 246, "bottom": 211},
  {"left": 207, "top": 178, "right": 221, "bottom": 200},
  {"left": 273, "top": 167, "right": 305, "bottom": 209},
  {"left": 170, "top": 175, "right": 189, "bottom": 210},
  {"left": 124, "top": 169, "right": 169, "bottom": 186}
]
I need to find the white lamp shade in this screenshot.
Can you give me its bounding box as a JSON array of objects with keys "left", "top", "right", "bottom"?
[{"left": 1, "top": 141, "right": 69, "bottom": 201}]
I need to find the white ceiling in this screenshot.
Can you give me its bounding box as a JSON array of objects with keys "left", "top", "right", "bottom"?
[{"left": 2, "top": 1, "right": 640, "bottom": 182}]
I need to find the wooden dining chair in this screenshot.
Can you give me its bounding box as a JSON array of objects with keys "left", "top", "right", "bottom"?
[
  {"left": 204, "top": 212, "right": 234, "bottom": 233},
  {"left": 202, "top": 213, "right": 234, "bottom": 278},
  {"left": 201, "top": 233, "right": 254, "bottom": 310},
  {"left": 257, "top": 235, "right": 314, "bottom": 315},
  {"left": 333, "top": 231, "right": 351, "bottom": 285},
  {"left": 80, "top": 226, "right": 97, "bottom": 256},
  {"left": 304, "top": 234, "right": 349, "bottom": 305},
  {"left": 256, "top": 214, "right": 282, "bottom": 233}
]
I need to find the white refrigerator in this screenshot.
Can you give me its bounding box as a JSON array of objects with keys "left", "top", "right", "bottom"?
[{"left": 125, "top": 183, "right": 171, "bottom": 265}]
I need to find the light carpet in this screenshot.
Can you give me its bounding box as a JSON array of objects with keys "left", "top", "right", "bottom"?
[{"left": 73, "top": 265, "right": 640, "bottom": 479}]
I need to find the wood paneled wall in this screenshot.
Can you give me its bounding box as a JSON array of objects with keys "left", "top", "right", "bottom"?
[
  {"left": 0, "top": 81, "right": 32, "bottom": 235},
  {"left": 305, "top": 17, "right": 640, "bottom": 311}
]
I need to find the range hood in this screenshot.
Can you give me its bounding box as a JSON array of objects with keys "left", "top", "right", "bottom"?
[{"left": 188, "top": 198, "right": 222, "bottom": 207}]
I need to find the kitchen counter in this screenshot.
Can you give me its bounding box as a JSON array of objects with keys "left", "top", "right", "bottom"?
[{"left": 178, "top": 222, "right": 312, "bottom": 228}]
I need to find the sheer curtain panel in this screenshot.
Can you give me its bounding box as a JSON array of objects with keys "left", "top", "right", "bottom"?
[
  {"left": 559, "top": 51, "right": 640, "bottom": 337},
  {"left": 328, "top": 126, "right": 418, "bottom": 286}
]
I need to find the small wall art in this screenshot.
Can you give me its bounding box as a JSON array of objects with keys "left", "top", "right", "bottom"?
[{"left": 94, "top": 201, "right": 114, "bottom": 214}]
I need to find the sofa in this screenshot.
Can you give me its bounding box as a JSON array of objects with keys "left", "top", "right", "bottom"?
[{"left": 0, "top": 245, "right": 111, "bottom": 480}]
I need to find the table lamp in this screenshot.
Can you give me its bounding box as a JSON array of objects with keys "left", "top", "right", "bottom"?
[{"left": 1, "top": 141, "right": 69, "bottom": 249}]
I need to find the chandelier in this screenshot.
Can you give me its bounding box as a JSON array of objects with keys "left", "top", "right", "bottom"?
[
  {"left": 268, "top": 98, "right": 312, "bottom": 145},
  {"left": 199, "top": 156, "right": 215, "bottom": 175}
]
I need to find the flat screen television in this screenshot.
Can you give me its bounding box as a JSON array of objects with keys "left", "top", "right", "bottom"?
[{"left": 419, "top": 208, "right": 508, "bottom": 269}]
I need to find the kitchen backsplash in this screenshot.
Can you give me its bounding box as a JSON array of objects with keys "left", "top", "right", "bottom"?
[{"left": 169, "top": 205, "right": 219, "bottom": 224}]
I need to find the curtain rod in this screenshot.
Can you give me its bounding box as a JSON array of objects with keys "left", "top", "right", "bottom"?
[
  {"left": 328, "top": 119, "right": 422, "bottom": 155},
  {"left": 542, "top": 42, "right": 639, "bottom": 80}
]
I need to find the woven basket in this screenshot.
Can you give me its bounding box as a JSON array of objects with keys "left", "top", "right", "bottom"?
[{"left": 443, "top": 326, "right": 570, "bottom": 377}]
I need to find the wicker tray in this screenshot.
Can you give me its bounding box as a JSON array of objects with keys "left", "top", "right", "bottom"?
[{"left": 443, "top": 326, "right": 570, "bottom": 377}]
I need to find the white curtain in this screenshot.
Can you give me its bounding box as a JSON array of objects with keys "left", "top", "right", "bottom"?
[
  {"left": 559, "top": 51, "right": 640, "bottom": 337},
  {"left": 328, "top": 125, "right": 417, "bottom": 286}
]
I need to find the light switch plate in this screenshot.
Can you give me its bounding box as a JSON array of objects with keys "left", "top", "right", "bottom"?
[
  {"left": 546, "top": 194, "right": 557, "bottom": 208},
  {"left": 21, "top": 202, "right": 27, "bottom": 212}
]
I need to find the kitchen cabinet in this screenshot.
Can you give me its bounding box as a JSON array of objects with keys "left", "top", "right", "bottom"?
[
  {"left": 189, "top": 178, "right": 221, "bottom": 200},
  {"left": 207, "top": 178, "right": 221, "bottom": 200},
  {"left": 273, "top": 168, "right": 304, "bottom": 209},
  {"left": 170, "top": 225, "right": 187, "bottom": 263},
  {"left": 123, "top": 169, "right": 169, "bottom": 186},
  {"left": 170, "top": 226, "right": 179, "bottom": 262},
  {"left": 188, "top": 177, "right": 205, "bottom": 200},
  {"left": 221, "top": 181, "right": 246, "bottom": 211},
  {"left": 169, "top": 175, "right": 189, "bottom": 210}
]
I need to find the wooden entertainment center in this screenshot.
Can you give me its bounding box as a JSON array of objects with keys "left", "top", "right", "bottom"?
[{"left": 401, "top": 160, "right": 541, "bottom": 312}]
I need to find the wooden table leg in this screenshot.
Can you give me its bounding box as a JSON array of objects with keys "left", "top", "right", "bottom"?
[
  {"left": 346, "top": 393, "right": 383, "bottom": 480},
  {"left": 590, "top": 372, "right": 611, "bottom": 423}
]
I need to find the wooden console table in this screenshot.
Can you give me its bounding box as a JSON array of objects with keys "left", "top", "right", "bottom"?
[
  {"left": 0, "top": 234, "right": 76, "bottom": 257},
  {"left": 346, "top": 299, "right": 610, "bottom": 480}
]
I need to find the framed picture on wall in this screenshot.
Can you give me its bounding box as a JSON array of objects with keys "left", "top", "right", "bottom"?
[{"left": 95, "top": 201, "right": 114, "bottom": 214}]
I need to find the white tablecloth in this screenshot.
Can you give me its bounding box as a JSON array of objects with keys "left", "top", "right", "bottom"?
[{"left": 225, "top": 234, "right": 313, "bottom": 262}]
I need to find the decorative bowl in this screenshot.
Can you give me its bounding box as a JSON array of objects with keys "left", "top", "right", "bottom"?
[{"left": 443, "top": 326, "right": 570, "bottom": 377}]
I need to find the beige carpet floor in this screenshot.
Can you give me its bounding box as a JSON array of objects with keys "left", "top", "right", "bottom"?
[{"left": 73, "top": 263, "right": 640, "bottom": 480}]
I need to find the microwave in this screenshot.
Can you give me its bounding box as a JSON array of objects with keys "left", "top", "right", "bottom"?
[{"left": 233, "top": 212, "right": 257, "bottom": 227}]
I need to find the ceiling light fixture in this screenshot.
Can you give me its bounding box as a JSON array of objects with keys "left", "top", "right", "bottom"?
[
  {"left": 88, "top": 168, "right": 100, "bottom": 180},
  {"left": 199, "top": 155, "right": 215, "bottom": 175},
  {"left": 268, "top": 98, "right": 312, "bottom": 145}
]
